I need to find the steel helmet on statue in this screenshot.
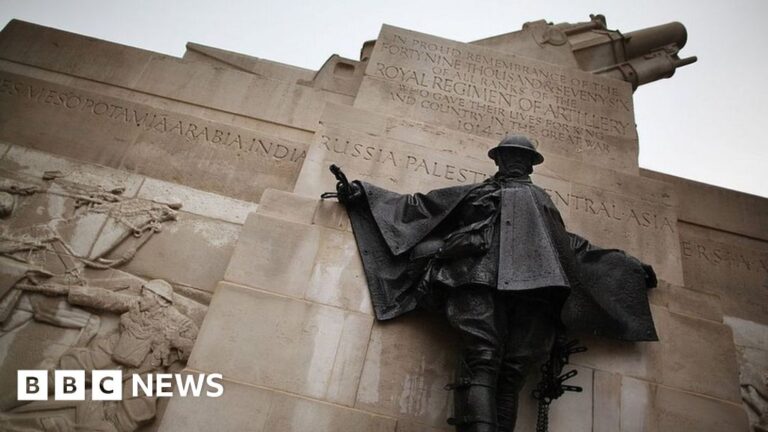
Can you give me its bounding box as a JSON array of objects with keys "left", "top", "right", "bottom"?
[{"left": 487, "top": 134, "right": 544, "bottom": 165}]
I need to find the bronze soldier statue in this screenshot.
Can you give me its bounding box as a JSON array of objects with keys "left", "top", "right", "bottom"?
[{"left": 327, "top": 134, "right": 658, "bottom": 432}]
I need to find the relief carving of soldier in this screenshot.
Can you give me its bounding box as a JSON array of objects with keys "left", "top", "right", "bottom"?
[
  {"left": 328, "top": 134, "right": 658, "bottom": 432},
  {"left": 0, "top": 175, "right": 202, "bottom": 432},
  {"left": 59, "top": 279, "right": 198, "bottom": 374},
  {"left": 1, "top": 279, "right": 199, "bottom": 432}
]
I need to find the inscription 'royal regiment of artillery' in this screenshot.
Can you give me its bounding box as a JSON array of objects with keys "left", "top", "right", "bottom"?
[{"left": 357, "top": 25, "right": 637, "bottom": 163}]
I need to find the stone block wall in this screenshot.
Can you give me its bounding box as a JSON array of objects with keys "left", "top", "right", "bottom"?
[{"left": 0, "top": 18, "right": 762, "bottom": 432}]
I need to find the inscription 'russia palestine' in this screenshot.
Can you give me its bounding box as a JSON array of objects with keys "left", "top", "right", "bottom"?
[
  {"left": 319, "top": 133, "right": 673, "bottom": 233},
  {"left": 364, "top": 26, "right": 635, "bottom": 154},
  {"left": 0, "top": 76, "right": 306, "bottom": 164}
]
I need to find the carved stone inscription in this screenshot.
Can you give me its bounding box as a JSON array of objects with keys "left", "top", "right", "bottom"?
[
  {"left": 315, "top": 129, "right": 673, "bottom": 234},
  {"left": 679, "top": 223, "right": 768, "bottom": 325},
  {"left": 0, "top": 72, "right": 306, "bottom": 201},
  {"left": 355, "top": 25, "right": 637, "bottom": 171}
]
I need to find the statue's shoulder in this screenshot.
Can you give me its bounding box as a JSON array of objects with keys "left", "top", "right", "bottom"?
[
  {"left": 527, "top": 182, "right": 548, "bottom": 194},
  {"left": 527, "top": 182, "right": 559, "bottom": 206}
]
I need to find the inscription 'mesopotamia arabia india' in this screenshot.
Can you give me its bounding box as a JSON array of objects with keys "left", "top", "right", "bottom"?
[
  {"left": 0, "top": 75, "right": 306, "bottom": 164},
  {"left": 367, "top": 28, "right": 634, "bottom": 152},
  {"left": 319, "top": 133, "right": 674, "bottom": 233}
]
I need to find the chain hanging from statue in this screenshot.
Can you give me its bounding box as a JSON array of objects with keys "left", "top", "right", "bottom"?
[{"left": 531, "top": 334, "right": 587, "bottom": 432}]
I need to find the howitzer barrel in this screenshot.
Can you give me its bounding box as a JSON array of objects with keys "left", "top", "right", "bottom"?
[
  {"left": 624, "top": 21, "right": 688, "bottom": 58},
  {"left": 592, "top": 21, "right": 697, "bottom": 88}
]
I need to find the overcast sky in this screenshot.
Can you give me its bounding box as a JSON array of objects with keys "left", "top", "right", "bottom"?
[{"left": 1, "top": 0, "right": 766, "bottom": 197}]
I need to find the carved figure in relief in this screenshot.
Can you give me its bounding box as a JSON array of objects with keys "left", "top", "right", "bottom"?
[
  {"left": 2, "top": 279, "right": 199, "bottom": 432},
  {"left": 55, "top": 279, "right": 198, "bottom": 374},
  {"left": 328, "top": 135, "right": 658, "bottom": 432},
  {"left": 742, "top": 373, "right": 768, "bottom": 432},
  {"left": 0, "top": 173, "right": 204, "bottom": 432}
]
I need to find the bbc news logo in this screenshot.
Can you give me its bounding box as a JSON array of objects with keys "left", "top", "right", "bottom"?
[{"left": 18, "top": 370, "right": 224, "bottom": 401}]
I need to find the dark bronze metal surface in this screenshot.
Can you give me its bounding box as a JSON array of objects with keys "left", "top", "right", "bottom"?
[{"left": 325, "top": 135, "right": 659, "bottom": 431}]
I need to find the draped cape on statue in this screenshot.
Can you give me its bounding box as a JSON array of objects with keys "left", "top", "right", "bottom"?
[{"left": 343, "top": 180, "right": 659, "bottom": 342}]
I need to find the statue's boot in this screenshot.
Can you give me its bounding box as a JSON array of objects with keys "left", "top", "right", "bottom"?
[
  {"left": 495, "top": 365, "right": 526, "bottom": 432},
  {"left": 447, "top": 362, "right": 498, "bottom": 432},
  {"left": 495, "top": 291, "right": 559, "bottom": 431}
]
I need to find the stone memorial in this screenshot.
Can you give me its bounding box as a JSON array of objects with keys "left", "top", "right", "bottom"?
[{"left": 0, "top": 14, "right": 764, "bottom": 432}]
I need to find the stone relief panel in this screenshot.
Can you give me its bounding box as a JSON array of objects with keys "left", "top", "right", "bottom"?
[
  {"left": 726, "top": 316, "right": 768, "bottom": 432},
  {"left": 742, "top": 370, "right": 768, "bottom": 432},
  {"left": 0, "top": 169, "right": 208, "bottom": 432}
]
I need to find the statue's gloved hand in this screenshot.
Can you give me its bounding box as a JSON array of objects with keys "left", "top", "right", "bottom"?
[
  {"left": 641, "top": 263, "right": 657, "bottom": 288},
  {"left": 410, "top": 237, "right": 445, "bottom": 260},
  {"left": 337, "top": 180, "right": 363, "bottom": 205}
]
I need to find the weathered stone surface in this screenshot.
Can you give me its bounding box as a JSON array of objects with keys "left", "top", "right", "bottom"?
[
  {"left": 574, "top": 305, "right": 742, "bottom": 403},
  {"left": 658, "top": 309, "right": 742, "bottom": 402},
  {"left": 0, "top": 20, "right": 351, "bottom": 132},
  {"left": 264, "top": 388, "right": 395, "bottom": 432},
  {"left": 355, "top": 25, "right": 638, "bottom": 172},
  {"left": 137, "top": 178, "right": 257, "bottom": 225},
  {"left": 304, "top": 226, "right": 371, "bottom": 315},
  {"left": 0, "top": 20, "right": 156, "bottom": 88},
  {"left": 133, "top": 55, "right": 350, "bottom": 131},
  {"left": 663, "top": 282, "right": 723, "bottom": 322},
  {"left": 225, "top": 208, "right": 371, "bottom": 314},
  {"left": 256, "top": 188, "right": 352, "bottom": 232},
  {"left": 0, "top": 180, "right": 75, "bottom": 230},
  {"left": 225, "top": 213, "right": 321, "bottom": 298},
  {"left": 113, "top": 212, "right": 240, "bottom": 292},
  {"left": 189, "top": 282, "right": 373, "bottom": 406},
  {"left": 312, "top": 198, "right": 353, "bottom": 232},
  {"left": 394, "top": 420, "right": 450, "bottom": 432},
  {"left": 184, "top": 42, "right": 316, "bottom": 83},
  {"left": 620, "top": 377, "right": 749, "bottom": 432},
  {"left": 679, "top": 222, "right": 768, "bottom": 325},
  {"left": 159, "top": 377, "right": 396, "bottom": 432},
  {"left": 593, "top": 370, "right": 622, "bottom": 432},
  {"left": 0, "top": 141, "right": 10, "bottom": 157},
  {"left": 725, "top": 315, "right": 768, "bottom": 351},
  {"left": 306, "top": 55, "right": 366, "bottom": 97},
  {"left": 470, "top": 23, "right": 580, "bottom": 68},
  {"left": 0, "top": 71, "right": 306, "bottom": 202},
  {"left": 1, "top": 145, "right": 144, "bottom": 196},
  {"left": 355, "top": 314, "right": 455, "bottom": 426},
  {"left": 257, "top": 188, "right": 320, "bottom": 226},
  {"left": 643, "top": 168, "right": 768, "bottom": 241}
]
